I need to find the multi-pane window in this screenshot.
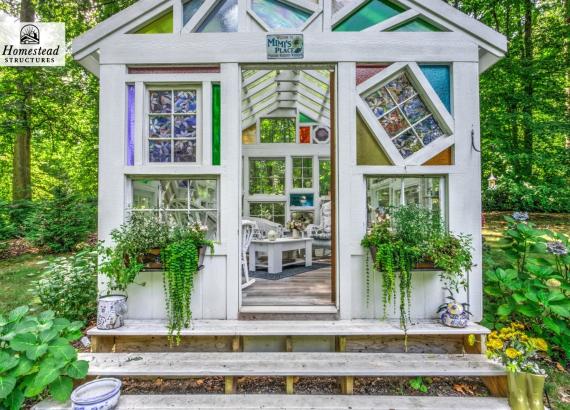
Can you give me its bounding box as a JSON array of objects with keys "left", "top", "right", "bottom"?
[
  {"left": 364, "top": 73, "right": 447, "bottom": 158},
  {"left": 249, "top": 202, "right": 286, "bottom": 225},
  {"left": 132, "top": 178, "right": 218, "bottom": 238},
  {"left": 148, "top": 88, "right": 199, "bottom": 163},
  {"left": 292, "top": 157, "right": 313, "bottom": 189},
  {"left": 259, "top": 118, "right": 296, "bottom": 143},
  {"left": 249, "top": 159, "right": 286, "bottom": 195},
  {"left": 319, "top": 159, "right": 331, "bottom": 197},
  {"left": 366, "top": 176, "right": 444, "bottom": 226}
]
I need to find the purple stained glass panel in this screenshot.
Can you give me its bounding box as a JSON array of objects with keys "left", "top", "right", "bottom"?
[
  {"left": 149, "top": 140, "right": 172, "bottom": 162},
  {"left": 385, "top": 74, "right": 416, "bottom": 104},
  {"left": 174, "top": 90, "right": 197, "bottom": 113},
  {"left": 379, "top": 108, "right": 409, "bottom": 137},
  {"left": 149, "top": 116, "right": 171, "bottom": 138},
  {"left": 402, "top": 95, "right": 429, "bottom": 124},
  {"left": 150, "top": 91, "right": 172, "bottom": 113},
  {"left": 174, "top": 140, "right": 197, "bottom": 162},
  {"left": 415, "top": 116, "right": 446, "bottom": 145},
  {"left": 393, "top": 129, "right": 422, "bottom": 158},
  {"left": 127, "top": 85, "right": 135, "bottom": 166},
  {"left": 174, "top": 115, "right": 197, "bottom": 139},
  {"left": 365, "top": 87, "right": 395, "bottom": 118}
]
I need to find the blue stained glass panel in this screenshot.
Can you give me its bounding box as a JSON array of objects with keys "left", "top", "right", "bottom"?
[
  {"left": 252, "top": 0, "right": 311, "bottom": 29},
  {"left": 385, "top": 74, "right": 416, "bottom": 104},
  {"left": 420, "top": 65, "right": 451, "bottom": 112},
  {"left": 174, "top": 140, "right": 197, "bottom": 162},
  {"left": 174, "top": 90, "right": 197, "bottom": 113},
  {"left": 183, "top": 0, "right": 205, "bottom": 26},
  {"left": 174, "top": 115, "right": 197, "bottom": 139},
  {"left": 379, "top": 108, "right": 409, "bottom": 137},
  {"left": 149, "top": 141, "right": 172, "bottom": 162},
  {"left": 365, "top": 87, "right": 395, "bottom": 118},
  {"left": 150, "top": 91, "right": 172, "bottom": 113},
  {"left": 149, "top": 116, "right": 172, "bottom": 138},
  {"left": 415, "top": 116, "right": 445, "bottom": 145},
  {"left": 197, "top": 0, "right": 238, "bottom": 32},
  {"left": 402, "top": 96, "right": 429, "bottom": 124},
  {"left": 393, "top": 129, "right": 421, "bottom": 158}
]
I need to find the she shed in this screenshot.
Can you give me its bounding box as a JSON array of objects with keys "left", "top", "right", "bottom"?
[{"left": 72, "top": 0, "right": 507, "bottom": 324}]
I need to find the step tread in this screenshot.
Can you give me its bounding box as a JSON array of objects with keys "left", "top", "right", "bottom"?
[
  {"left": 86, "top": 319, "right": 490, "bottom": 337},
  {"left": 79, "top": 352, "right": 505, "bottom": 377},
  {"left": 34, "top": 394, "right": 511, "bottom": 409}
]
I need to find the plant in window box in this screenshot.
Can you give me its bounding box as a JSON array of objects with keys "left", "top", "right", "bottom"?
[{"left": 361, "top": 205, "right": 473, "bottom": 333}]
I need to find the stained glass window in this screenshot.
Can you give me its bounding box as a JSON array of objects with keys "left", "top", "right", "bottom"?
[
  {"left": 389, "top": 17, "right": 442, "bottom": 32},
  {"left": 260, "top": 118, "right": 296, "bottom": 143},
  {"left": 292, "top": 157, "right": 313, "bottom": 189},
  {"left": 249, "top": 159, "right": 286, "bottom": 195},
  {"left": 148, "top": 89, "right": 199, "bottom": 163},
  {"left": 126, "top": 85, "right": 135, "bottom": 166},
  {"left": 420, "top": 65, "right": 451, "bottom": 112},
  {"left": 364, "top": 73, "right": 448, "bottom": 159},
  {"left": 212, "top": 84, "right": 221, "bottom": 165},
  {"left": 183, "top": 0, "right": 205, "bottom": 26},
  {"left": 356, "top": 113, "right": 391, "bottom": 165},
  {"left": 333, "top": 0, "right": 405, "bottom": 32},
  {"left": 135, "top": 10, "right": 173, "bottom": 34},
  {"left": 252, "top": 0, "right": 311, "bottom": 29},
  {"left": 196, "top": 0, "right": 238, "bottom": 32},
  {"left": 131, "top": 178, "right": 218, "bottom": 238}
]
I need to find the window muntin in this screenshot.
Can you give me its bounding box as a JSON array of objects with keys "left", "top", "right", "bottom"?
[
  {"left": 259, "top": 118, "right": 296, "bottom": 143},
  {"left": 147, "top": 88, "right": 199, "bottom": 163},
  {"left": 366, "top": 176, "right": 444, "bottom": 226},
  {"left": 249, "top": 202, "right": 286, "bottom": 225},
  {"left": 249, "top": 159, "right": 286, "bottom": 195},
  {"left": 131, "top": 178, "right": 218, "bottom": 239},
  {"left": 292, "top": 157, "right": 313, "bottom": 189},
  {"left": 364, "top": 73, "right": 447, "bottom": 159}
]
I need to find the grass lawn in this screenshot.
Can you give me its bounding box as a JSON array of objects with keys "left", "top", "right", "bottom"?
[{"left": 0, "top": 253, "right": 49, "bottom": 313}]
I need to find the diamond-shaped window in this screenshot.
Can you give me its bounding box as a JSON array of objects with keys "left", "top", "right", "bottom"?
[{"left": 362, "top": 72, "right": 449, "bottom": 159}]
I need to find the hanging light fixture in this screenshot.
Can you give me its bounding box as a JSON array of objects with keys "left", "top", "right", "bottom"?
[{"left": 487, "top": 173, "right": 497, "bottom": 190}]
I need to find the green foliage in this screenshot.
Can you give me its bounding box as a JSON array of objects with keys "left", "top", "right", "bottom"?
[
  {"left": 409, "top": 376, "right": 430, "bottom": 393},
  {"left": 362, "top": 205, "right": 473, "bottom": 330},
  {"left": 24, "top": 186, "right": 96, "bottom": 253},
  {"left": 482, "top": 216, "right": 570, "bottom": 362},
  {"left": 0, "top": 306, "right": 88, "bottom": 408},
  {"left": 34, "top": 248, "right": 98, "bottom": 323},
  {"left": 259, "top": 118, "right": 296, "bottom": 143}
]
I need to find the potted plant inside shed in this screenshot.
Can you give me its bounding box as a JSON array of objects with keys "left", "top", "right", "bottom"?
[{"left": 361, "top": 205, "right": 473, "bottom": 332}]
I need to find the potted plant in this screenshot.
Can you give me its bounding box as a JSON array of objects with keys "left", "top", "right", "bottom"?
[
  {"left": 486, "top": 323, "right": 548, "bottom": 410},
  {"left": 286, "top": 219, "right": 305, "bottom": 239},
  {"left": 361, "top": 205, "right": 473, "bottom": 332}
]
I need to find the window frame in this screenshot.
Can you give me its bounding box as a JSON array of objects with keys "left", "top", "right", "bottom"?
[
  {"left": 249, "top": 201, "right": 287, "bottom": 225},
  {"left": 145, "top": 84, "right": 203, "bottom": 165},
  {"left": 248, "top": 157, "right": 287, "bottom": 196},
  {"left": 292, "top": 156, "right": 313, "bottom": 189},
  {"left": 257, "top": 116, "right": 297, "bottom": 144}
]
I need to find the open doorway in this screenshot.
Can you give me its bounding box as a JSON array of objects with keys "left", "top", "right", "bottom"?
[{"left": 240, "top": 66, "right": 335, "bottom": 307}]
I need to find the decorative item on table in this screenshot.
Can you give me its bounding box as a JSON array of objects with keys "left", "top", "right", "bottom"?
[
  {"left": 286, "top": 219, "right": 305, "bottom": 239},
  {"left": 71, "top": 378, "right": 122, "bottom": 410},
  {"left": 97, "top": 295, "right": 127, "bottom": 330},
  {"left": 486, "top": 323, "right": 548, "bottom": 410},
  {"left": 437, "top": 287, "right": 471, "bottom": 328},
  {"left": 267, "top": 229, "right": 278, "bottom": 241}
]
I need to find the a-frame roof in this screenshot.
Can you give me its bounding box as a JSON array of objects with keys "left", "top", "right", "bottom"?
[{"left": 73, "top": 0, "right": 507, "bottom": 76}]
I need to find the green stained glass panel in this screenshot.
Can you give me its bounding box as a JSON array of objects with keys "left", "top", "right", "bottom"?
[
  {"left": 252, "top": 0, "right": 311, "bottom": 29},
  {"left": 183, "top": 0, "right": 205, "bottom": 26},
  {"left": 212, "top": 84, "right": 221, "bottom": 165},
  {"left": 299, "top": 112, "right": 316, "bottom": 123},
  {"left": 333, "top": 0, "right": 405, "bottom": 32},
  {"left": 389, "top": 17, "right": 442, "bottom": 32},
  {"left": 197, "top": 0, "right": 238, "bottom": 32},
  {"left": 135, "top": 10, "right": 173, "bottom": 34}
]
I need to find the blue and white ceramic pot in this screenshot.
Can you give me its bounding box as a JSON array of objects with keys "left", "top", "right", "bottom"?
[
  {"left": 440, "top": 311, "right": 469, "bottom": 328},
  {"left": 97, "top": 295, "right": 127, "bottom": 330},
  {"left": 71, "top": 378, "right": 122, "bottom": 410}
]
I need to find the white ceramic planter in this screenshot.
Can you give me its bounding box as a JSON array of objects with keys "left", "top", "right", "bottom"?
[
  {"left": 97, "top": 295, "right": 127, "bottom": 330},
  {"left": 71, "top": 378, "right": 122, "bottom": 410}
]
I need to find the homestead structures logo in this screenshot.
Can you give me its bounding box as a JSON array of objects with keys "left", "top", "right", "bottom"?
[
  {"left": 0, "top": 22, "right": 65, "bottom": 66},
  {"left": 20, "top": 24, "right": 40, "bottom": 44}
]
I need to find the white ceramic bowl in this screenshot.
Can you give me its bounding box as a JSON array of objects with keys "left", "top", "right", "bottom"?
[{"left": 71, "top": 378, "right": 122, "bottom": 410}]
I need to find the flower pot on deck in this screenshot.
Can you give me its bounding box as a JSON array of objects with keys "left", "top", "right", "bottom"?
[{"left": 97, "top": 295, "right": 127, "bottom": 330}]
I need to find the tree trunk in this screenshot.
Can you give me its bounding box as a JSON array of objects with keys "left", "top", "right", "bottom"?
[
  {"left": 12, "top": 0, "right": 35, "bottom": 201},
  {"left": 521, "top": 0, "right": 534, "bottom": 177}
]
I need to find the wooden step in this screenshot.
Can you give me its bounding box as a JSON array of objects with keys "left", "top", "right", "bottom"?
[
  {"left": 34, "top": 394, "right": 511, "bottom": 409},
  {"left": 78, "top": 352, "right": 505, "bottom": 378}
]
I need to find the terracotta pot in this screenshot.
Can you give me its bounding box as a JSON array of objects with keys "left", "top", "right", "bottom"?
[
  {"left": 526, "top": 373, "right": 546, "bottom": 410},
  {"left": 507, "top": 372, "right": 530, "bottom": 410}
]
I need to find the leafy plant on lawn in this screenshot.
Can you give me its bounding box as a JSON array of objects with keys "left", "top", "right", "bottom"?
[
  {"left": 0, "top": 306, "right": 89, "bottom": 409},
  {"left": 409, "top": 376, "right": 430, "bottom": 393},
  {"left": 482, "top": 215, "right": 570, "bottom": 362},
  {"left": 34, "top": 248, "right": 98, "bottom": 323}
]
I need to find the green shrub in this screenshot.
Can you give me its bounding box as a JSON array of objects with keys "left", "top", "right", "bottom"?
[
  {"left": 482, "top": 215, "right": 570, "bottom": 362},
  {"left": 0, "top": 306, "right": 89, "bottom": 408},
  {"left": 24, "top": 187, "right": 96, "bottom": 253},
  {"left": 34, "top": 248, "right": 98, "bottom": 323},
  {"left": 483, "top": 181, "right": 570, "bottom": 213}
]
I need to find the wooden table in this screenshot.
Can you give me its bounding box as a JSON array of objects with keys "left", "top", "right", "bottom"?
[{"left": 249, "top": 238, "right": 313, "bottom": 274}]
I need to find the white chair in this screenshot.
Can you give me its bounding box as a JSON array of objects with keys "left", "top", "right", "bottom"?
[
  {"left": 247, "top": 216, "right": 284, "bottom": 239},
  {"left": 241, "top": 220, "right": 256, "bottom": 289},
  {"left": 305, "top": 201, "right": 332, "bottom": 256}
]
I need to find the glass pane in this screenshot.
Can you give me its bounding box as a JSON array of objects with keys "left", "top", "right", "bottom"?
[
  {"left": 161, "top": 180, "right": 188, "bottom": 209},
  {"left": 379, "top": 109, "right": 409, "bottom": 137},
  {"left": 319, "top": 159, "right": 331, "bottom": 197},
  {"left": 392, "top": 129, "right": 422, "bottom": 158},
  {"left": 420, "top": 65, "right": 451, "bottom": 112},
  {"left": 415, "top": 116, "right": 445, "bottom": 146},
  {"left": 260, "top": 118, "right": 296, "bottom": 143},
  {"left": 149, "top": 140, "right": 172, "bottom": 162},
  {"left": 252, "top": 0, "right": 311, "bottom": 29},
  {"left": 212, "top": 84, "right": 221, "bottom": 165},
  {"left": 242, "top": 124, "right": 256, "bottom": 144},
  {"left": 249, "top": 159, "right": 286, "bottom": 195},
  {"left": 174, "top": 90, "right": 197, "bottom": 113},
  {"left": 365, "top": 87, "right": 395, "bottom": 118},
  {"left": 174, "top": 115, "right": 197, "bottom": 139},
  {"left": 189, "top": 179, "right": 218, "bottom": 209},
  {"left": 135, "top": 10, "right": 173, "bottom": 34},
  {"left": 133, "top": 180, "right": 160, "bottom": 209},
  {"left": 196, "top": 0, "right": 238, "bottom": 32},
  {"left": 333, "top": 0, "right": 405, "bottom": 32},
  {"left": 385, "top": 74, "right": 416, "bottom": 104},
  {"left": 389, "top": 17, "right": 442, "bottom": 32},
  {"left": 356, "top": 113, "right": 391, "bottom": 165},
  {"left": 173, "top": 140, "right": 197, "bottom": 162},
  {"left": 290, "top": 211, "right": 314, "bottom": 225},
  {"left": 401, "top": 96, "right": 430, "bottom": 125},
  {"left": 183, "top": 0, "right": 205, "bottom": 26},
  {"left": 150, "top": 91, "right": 172, "bottom": 113},
  {"left": 149, "top": 116, "right": 172, "bottom": 138},
  {"left": 249, "top": 202, "right": 286, "bottom": 225}
]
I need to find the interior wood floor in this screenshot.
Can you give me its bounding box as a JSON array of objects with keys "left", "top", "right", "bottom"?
[{"left": 242, "top": 263, "right": 333, "bottom": 306}]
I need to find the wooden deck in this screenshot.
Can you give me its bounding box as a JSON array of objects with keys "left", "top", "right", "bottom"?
[{"left": 242, "top": 263, "right": 333, "bottom": 306}]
